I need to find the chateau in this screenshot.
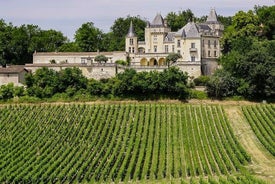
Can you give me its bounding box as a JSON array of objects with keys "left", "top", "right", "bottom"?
[{"left": 25, "top": 9, "right": 224, "bottom": 80}]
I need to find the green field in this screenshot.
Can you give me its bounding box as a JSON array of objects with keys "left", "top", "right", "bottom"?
[
  {"left": 242, "top": 105, "right": 275, "bottom": 156},
  {"left": 0, "top": 103, "right": 272, "bottom": 183}
]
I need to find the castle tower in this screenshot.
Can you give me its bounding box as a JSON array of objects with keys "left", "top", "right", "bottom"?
[
  {"left": 206, "top": 8, "right": 224, "bottom": 36},
  {"left": 144, "top": 13, "right": 171, "bottom": 53},
  {"left": 125, "top": 21, "right": 138, "bottom": 53}
]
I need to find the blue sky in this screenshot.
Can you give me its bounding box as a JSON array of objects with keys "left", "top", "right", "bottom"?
[{"left": 0, "top": 0, "right": 274, "bottom": 41}]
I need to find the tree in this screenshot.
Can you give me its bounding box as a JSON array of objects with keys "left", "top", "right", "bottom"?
[
  {"left": 211, "top": 38, "right": 275, "bottom": 99},
  {"left": 0, "top": 83, "right": 15, "bottom": 100},
  {"left": 159, "top": 67, "right": 189, "bottom": 99},
  {"left": 75, "top": 22, "right": 104, "bottom": 52},
  {"left": 0, "top": 19, "right": 10, "bottom": 66},
  {"left": 58, "top": 42, "right": 82, "bottom": 52},
  {"left": 166, "top": 9, "right": 194, "bottom": 31},
  {"left": 94, "top": 55, "right": 108, "bottom": 63},
  {"left": 221, "top": 10, "right": 259, "bottom": 54},
  {"left": 255, "top": 5, "right": 275, "bottom": 40},
  {"left": 87, "top": 79, "right": 104, "bottom": 96},
  {"left": 0, "top": 21, "right": 68, "bottom": 65},
  {"left": 166, "top": 53, "right": 182, "bottom": 66},
  {"left": 206, "top": 69, "right": 238, "bottom": 98},
  {"left": 109, "top": 16, "right": 146, "bottom": 51},
  {"left": 58, "top": 67, "right": 88, "bottom": 96},
  {"left": 25, "top": 67, "right": 59, "bottom": 98}
]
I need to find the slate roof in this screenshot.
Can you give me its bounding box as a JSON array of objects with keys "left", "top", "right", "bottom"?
[
  {"left": 127, "top": 21, "right": 136, "bottom": 37},
  {"left": 197, "top": 24, "right": 211, "bottom": 31},
  {"left": 165, "top": 32, "right": 176, "bottom": 42},
  {"left": 176, "top": 22, "right": 200, "bottom": 38},
  {"left": 206, "top": 8, "right": 219, "bottom": 23},
  {"left": 151, "top": 13, "right": 165, "bottom": 27},
  {"left": 0, "top": 66, "right": 28, "bottom": 74}
]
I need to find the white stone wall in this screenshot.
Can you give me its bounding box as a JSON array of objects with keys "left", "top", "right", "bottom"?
[
  {"left": 177, "top": 63, "right": 201, "bottom": 78},
  {"left": 33, "top": 52, "right": 127, "bottom": 65},
  {"left": 201, "top": 37, "right": 220, "bottom": 59},
  {"left": 0, "top": 74, "right": 20, "bottom": 86},
  {"left": 181, "top": 38, "right": 201, "bottom": 62}
]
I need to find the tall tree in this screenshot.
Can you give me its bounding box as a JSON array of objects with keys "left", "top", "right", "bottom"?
[
  {"left": 0, "top": 20, "right": 68, "bottom": 65},
  {"left": 255, "top": 5, "right": 275, "bottom": 40},
  {"left": 166, "top": 9, "right": 194, "bottom": 31},
  {"left": 221, "top": 10, "right": 259, "bottom": 54},
  {"left": 75, "top": 22, "right": 104, "bottom": 52},
  {"left": 109, "top": 16, "right": 146, "bottom": 51}
]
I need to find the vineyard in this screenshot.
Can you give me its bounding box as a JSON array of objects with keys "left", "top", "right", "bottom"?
[
  {"left": 0, "top": 103, "right": 269, "bottom": 183},
  {"left": 242, "top": 105, "right": 275, "bottom": 156}
]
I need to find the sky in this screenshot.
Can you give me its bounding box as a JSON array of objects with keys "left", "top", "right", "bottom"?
[{"left": 0, "top": 0, "right": 274, "bottom": 41}]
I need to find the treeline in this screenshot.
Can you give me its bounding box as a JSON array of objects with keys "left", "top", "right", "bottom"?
[
  {"left": 1, "top": 9, "right": 231, "bottom": 65},
  {"left": 0, "top": 67, "right": 191, "bottom": 101},
  {"left": 206, "top": 5, "right": 275, "bottom": 100}
]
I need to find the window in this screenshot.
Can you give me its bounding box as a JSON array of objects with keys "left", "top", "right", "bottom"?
[
  {"left": 191, "top": 56, "right": 195, "bottom": 62},
  {"left": 214, "top": 51, "right": 217, "bottom": 57},
  {"left": 154, "top": 46, "right": 157, "bottom": 52},
  {"left": 132, "top": 47, "right": 135, "bottom": 53},
  {"left": 214, "top": 40, "right": 217, "bottom": 48},
  {"left": 81, "top": 58, "right": 86, "bottom": 64},
  {"left": 129, "top": 47, "right": 131, "bottom": 53},
  {"left": 165, "top": 45, "right": 169, "bottom": 53},
  {"left": 172, "top": 45, "right": 175, "bottom": 52},
  {"left": 177, "top": 40, "right": 181, "bottom": 47},
  {"left": 191, "top": 43, "right": 195, "bottom": 48},
  {"left": 208, "top": 40, "right": 211, "bottom": 48},
  {"left": 130, "top": 38, "right": 133, "bottom": 45},
  {"left": 177, "top": 50, "right": 180, "bottom": 54},
  {"left": 208, "top": 50, "right": 211, "bottom": 57}
]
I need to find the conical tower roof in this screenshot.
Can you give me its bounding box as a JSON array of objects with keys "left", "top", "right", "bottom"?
[
  {"left": 151, "top": 13, "right": 165, "bottom": 27},
  {"left": 206, "top": 8, "right": 219, "bottom": 23},
  {"left": 127, "top": 21, "right": 136, "bottom": 37}
]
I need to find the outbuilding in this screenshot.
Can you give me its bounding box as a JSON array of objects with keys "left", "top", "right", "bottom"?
[{"left": 0, "top": 66, "right": 29, "bottom": 86}]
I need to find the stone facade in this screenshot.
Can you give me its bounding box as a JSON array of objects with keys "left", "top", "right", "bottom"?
[
  {"left": 27, "top": 9, "right": 223, "bottom": 80},
  {"left": 0, "top": 66, "right": 29, "bottom": 86}
]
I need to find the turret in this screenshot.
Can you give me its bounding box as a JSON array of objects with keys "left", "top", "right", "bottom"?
[
  {"left": 206, "top": 8, "right": 224, "bottom": 36},
  {"left": 125, "top": 21, "right": 138, "bottom": 53}
]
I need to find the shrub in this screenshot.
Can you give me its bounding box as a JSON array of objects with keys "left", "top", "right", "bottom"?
[
  {"left": 189, "top": 90, "right": 208, "bottom": 99},
  {"left": 193, "top": 75, "right": 210, "bottom": 86}
]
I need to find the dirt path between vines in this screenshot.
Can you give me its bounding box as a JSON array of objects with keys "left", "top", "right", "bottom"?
[{"left": 224, "top": 105, "right": 275, "bottom": 183}]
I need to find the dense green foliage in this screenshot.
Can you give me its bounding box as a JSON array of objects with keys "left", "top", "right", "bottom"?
[
  {"left": 94, "top": 54, "right": 108, "bottom": 63},
  {"left": 3, "top": 67, "right": 189, "bottom": 100},
  {"left": 89, "top": 67, "right": 190, "bottom": 100},
  {"left": 0, "top": 104, "right": 265, "bottom": 183},
  {"left": 242, "top": 105, "right": 275, "bottom": 156},
  {"left": 74, "top": 22, "right": 104, "bottom": 52},
  {"left": 0, "top": 20, "right": 68, "bottom": 65},
  {"left": 25, "top": 67, "right": 88, "bottom": 98},
  {"left": 193, "top": 75, "right": 210, "bottom": 86},
  {"left": 165, "top": 53, "right": 182, "bottom": 66},
  {"left": 166, "top": 9, "right": 195, "bottom": 31},
  {"left": 207, "top": 6, "right": 275, "bottom": 100},
  {"left": 0, "top": 83, "right": 24, "bottom": 100},
  {"left": 108, "top": 16, "right": 146, "bottom": 51}
]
